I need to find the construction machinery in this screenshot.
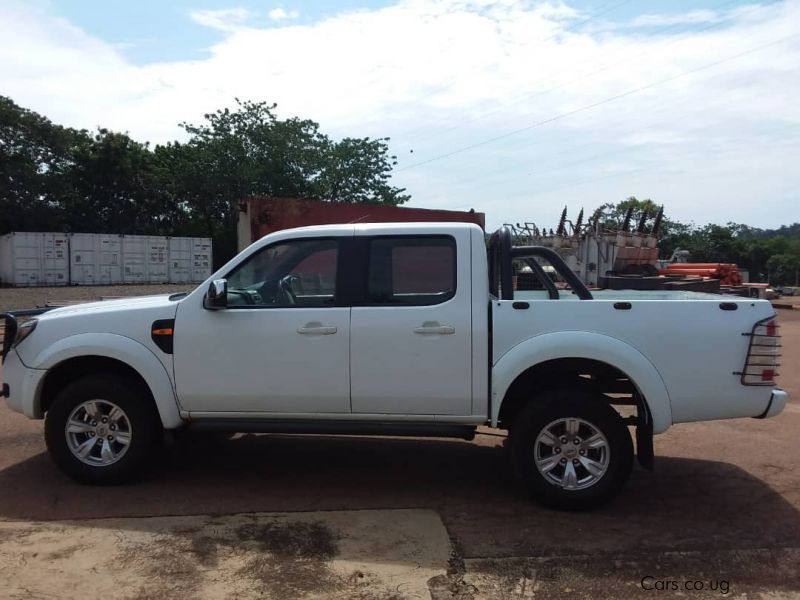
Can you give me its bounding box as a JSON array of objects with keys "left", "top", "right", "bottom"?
[{"left": 505, "top": 205, "right": 724, "bottom": 293}]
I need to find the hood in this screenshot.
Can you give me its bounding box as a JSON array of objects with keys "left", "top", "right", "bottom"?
[
  {"left": 38, "top": 294, "right": 181, "bottom": 321},
  {"left": 14, "top": 293, "right": 184, "bottom": 368}
]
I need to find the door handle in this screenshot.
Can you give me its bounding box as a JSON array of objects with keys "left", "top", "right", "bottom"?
[
  {"left": 414, "top": 321, "right": 455, "bottom": 335},
  {"left": 297, "top": 322, "right": 337, "bottom": 335}
]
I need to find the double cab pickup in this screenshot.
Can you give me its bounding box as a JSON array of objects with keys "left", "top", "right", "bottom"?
[{"left": 2, "top": 223, "right": 787, "bottom": 509}]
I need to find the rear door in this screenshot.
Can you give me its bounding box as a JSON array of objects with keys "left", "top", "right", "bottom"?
[{"left": 350, "top": 229, "right": 473, "bottom": 415}]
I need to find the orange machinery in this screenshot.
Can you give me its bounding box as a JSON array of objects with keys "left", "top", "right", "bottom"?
[{"left": 658, "top": 263, "right": 743, "bottom": 286}]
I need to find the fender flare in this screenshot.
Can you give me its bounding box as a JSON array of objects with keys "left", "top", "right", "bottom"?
[
  {"left": 27, "top": 333, "right": 183, "bottom": 429},
  {"left": 492, "top": 331, "right": 673, "bottom": 433}
]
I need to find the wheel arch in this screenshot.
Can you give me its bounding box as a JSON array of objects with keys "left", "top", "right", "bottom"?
[
  {"left": 492, "top": 331, "right": 672, "bottom": 434},
  {"left": 29, "top": 333, "right": 183, "bottom": 429}
]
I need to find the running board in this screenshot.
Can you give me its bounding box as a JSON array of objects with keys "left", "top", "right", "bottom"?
[{"left": 185, "top": 419, "right": 477, "bottom": 440}]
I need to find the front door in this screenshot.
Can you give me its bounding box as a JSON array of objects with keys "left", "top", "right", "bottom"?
[
  {"left": 174, "top": 237, "right": 351, "bottom": 414},
  {"left": 350, "top": 232, "right": 473, "bottom": 415}
]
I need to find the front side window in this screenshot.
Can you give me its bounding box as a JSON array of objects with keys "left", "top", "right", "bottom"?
[
  {"left": 366, "top": 236, "right": 456, "bottom": 306},
  {"left": 225, "top": 239, "right": 338, "bottom": 307}
]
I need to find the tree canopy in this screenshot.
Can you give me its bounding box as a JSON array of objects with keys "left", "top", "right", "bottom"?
[{"left": 0, "top": 96, "right": 408, "bottom": 264}]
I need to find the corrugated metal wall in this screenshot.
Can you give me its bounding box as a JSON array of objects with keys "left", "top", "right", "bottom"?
[
  {"left": 168, "top": 237, "right": 213, "bottom": 284},
  {"left": 190, "top": 238, "right": 213, "bottom": 282},
  {"left": 121, "top": 235, "right": 149, "bottom": 284},
  {"left": 146, "top": 236, "right": 169, "bottom": 284},
  {"left": 70, "top": 233, "right": 123, "bottom": 285},
  {"left": 0, "top": 232, "right": 69, "bottom": 287},
  {"left": 168, "top": 237, "right": 193, "bottom": 284},
  {"left": 0, "top": 233, "right": 212, "bottom": 287}
]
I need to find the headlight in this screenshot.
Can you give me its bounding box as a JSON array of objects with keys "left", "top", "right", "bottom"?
[{"left": 13, "top": 319, "right": 38, "bottom": 348}]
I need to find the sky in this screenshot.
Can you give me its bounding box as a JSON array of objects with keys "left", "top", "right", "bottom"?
[{"left": 1, "top": 0, "right": 798, "bottom": 232}]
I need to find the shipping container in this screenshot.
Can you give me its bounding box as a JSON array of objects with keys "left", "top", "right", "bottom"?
[
  {"left": 1, "top": 232, "right": 210, "bottom": 286},
  {"left": 167, "top": 237, "right": 213, "bottom": 283},
  {"left": 147, "top": 236, "right": 169, "bottom": 283},
  {"left": 69, "top": 233, "right": 123, "bottom": 285},
  {"left": 237, "top": 197, "right": 486, "bottom": 251},
  {"left": 191, "top": 237, "right": 213, "bottom": 282},
  {"left": 168, "top": 237, "right": 192, "bottom": 283},
  {"left": 121, "top": 235, "right": 169, "bottom": 284},
  {"left": 42, "top": 233, "right": 69, "bottom": 286},
  {"left": 121, "top": 235, "right": 148, "bottom": 284},
  {"left": 0, "top": 232, "right": 68, "bottom": 287},
  {"left": 0, "top": 232, "right": 42, "bottom": 286}
]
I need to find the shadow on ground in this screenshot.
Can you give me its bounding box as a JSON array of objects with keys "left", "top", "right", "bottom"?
[{"left": 0, "top": 432, "right": 798, "bottom": 559}]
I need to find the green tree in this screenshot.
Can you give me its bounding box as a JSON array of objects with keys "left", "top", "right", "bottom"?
[
  {"left": 161, "top": 99, "right": 409, "bottom": 263},
  {"left": 656, "top": 219, "right": 694, "bottom": 261},
  {"left": 310, "top": 136, "right": 408, "bottom": 205},
  {"left": 595, "top": 197, "right": 662, "bottom": 231},
  {"left": 593, "top": 197, "right": 693, "bottom": 258},
  {"left": 67, "top": 129, "right": 181, "bottom": 235},
  {"left": 1, "top": 96, "right": 411, "bottom": 267},
  {"left": 0, "top": 95, "right": 89, "bottom": 232},
  {"left": 682, "top": 224, "right": 746, "bottom": 263},
  {"left": 765, "top": 240, "right": 800, "bottom": 286}
]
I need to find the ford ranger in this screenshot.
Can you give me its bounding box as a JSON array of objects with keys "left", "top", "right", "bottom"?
[{"left": 1, "top": 223, "right": 788, "bottom": 509}]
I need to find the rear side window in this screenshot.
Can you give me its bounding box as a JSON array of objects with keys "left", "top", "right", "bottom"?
[{"left": 366, "top": 236, "right": 456, "bottom": 305}]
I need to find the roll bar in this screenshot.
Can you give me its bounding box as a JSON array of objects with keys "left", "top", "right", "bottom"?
[{"left": 487, "top": 226, "right": 593, "bottom": 300}]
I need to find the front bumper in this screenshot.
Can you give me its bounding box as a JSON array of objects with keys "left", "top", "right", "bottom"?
[
  {"left": 2, "top": 349, "right": 46, "bottom": 419},
  {"left": 756, "top": 389, "right": 789, "bottom": 419}
]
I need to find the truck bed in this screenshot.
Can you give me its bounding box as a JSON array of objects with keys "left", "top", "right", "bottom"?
[{"left": 492, "top": 292, "right": 777, "bottom": 427}]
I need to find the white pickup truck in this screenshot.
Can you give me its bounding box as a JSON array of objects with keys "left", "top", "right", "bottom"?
[{"left": 1, "top": 223, "right": 788, "bottom": 509}]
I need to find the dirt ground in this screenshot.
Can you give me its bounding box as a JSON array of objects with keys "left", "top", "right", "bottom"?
[
  {"left": 0, "top": 509, "right": 451, "bottom": 599},
  {"left": 0, "top": 286, "right": 799, "bottom": 598}
]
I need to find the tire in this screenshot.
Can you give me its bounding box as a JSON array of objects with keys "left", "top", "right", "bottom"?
[
  {"left": 509, "top": 389, "right": 633, "bottom": 510},
  {"left": 44, "top": 375, "right": 162, "bottom": 484}
]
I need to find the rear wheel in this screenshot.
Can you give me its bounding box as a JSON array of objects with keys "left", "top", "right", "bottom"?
[
  {"left": 45, "top": 375, "right": 161, "bottom": 484},
  {"left": 510, "top": 389, "right": 633, "bottom": 510}
]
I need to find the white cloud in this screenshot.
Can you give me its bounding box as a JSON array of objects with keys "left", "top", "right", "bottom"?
[
  {"left": 626, "top": 9, "right": 721, "bottom": 28},
  {"left": 1, "top": 0, "right": 799, "bottom": 230},
  {"left": 190, "top": 7, "right": 254, "bottom": 31},
  {"left": 268, "top": 8, "right": 299, "bottom": 21}
]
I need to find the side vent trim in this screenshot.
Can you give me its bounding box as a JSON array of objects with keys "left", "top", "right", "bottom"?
[{"left": 151, "top": 319, "right": 175, "bottom": 354}]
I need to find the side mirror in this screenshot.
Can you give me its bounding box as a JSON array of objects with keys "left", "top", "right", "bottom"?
[{"left": 203, "top": 279, "right": 228, "bottom": 310}]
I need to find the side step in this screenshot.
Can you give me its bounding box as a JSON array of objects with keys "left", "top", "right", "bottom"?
[{"left": 185, "top": 419, "right": 477, "bottom": 440}]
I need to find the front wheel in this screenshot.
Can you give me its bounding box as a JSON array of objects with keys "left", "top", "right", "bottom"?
[
  {"left": 45, "top": 375, "right": 161, "bottom": 484},
  {"left": 510, "top": 390, "right": 633, "bottom": 510}
]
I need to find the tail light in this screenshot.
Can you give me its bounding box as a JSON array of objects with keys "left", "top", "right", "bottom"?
[{"left": 739, "top": 316, "right": 781, "bottom": 386}]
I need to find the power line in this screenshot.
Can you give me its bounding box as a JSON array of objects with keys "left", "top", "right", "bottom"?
[
  {"left": 523, "top": 122, "right": 800, "bottom": 198},
  {"left": 422, "top": 120, "right": 800, "bottom": 211},
  {"left": 394, "top": 32, "right": 799, "bottom": 173},
  {"left": 394, "top": 0, "right": 754, "bottom": 145},
  {"left": 410, "top": 75, "right": 790, "bottom": 190},
  {"left": 404, "top": 0, "right": 637, "bottom": 105},
  {"left": 540, "top": 0, "right": 638, "bottom": 41}
]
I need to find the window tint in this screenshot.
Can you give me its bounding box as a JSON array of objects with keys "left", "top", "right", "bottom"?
[
  {"left": 226, "top": 239, "right": 338, "bottom": 307},
  {"left": 367, "top": 236, "right": 456, "bottom": 305}
]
